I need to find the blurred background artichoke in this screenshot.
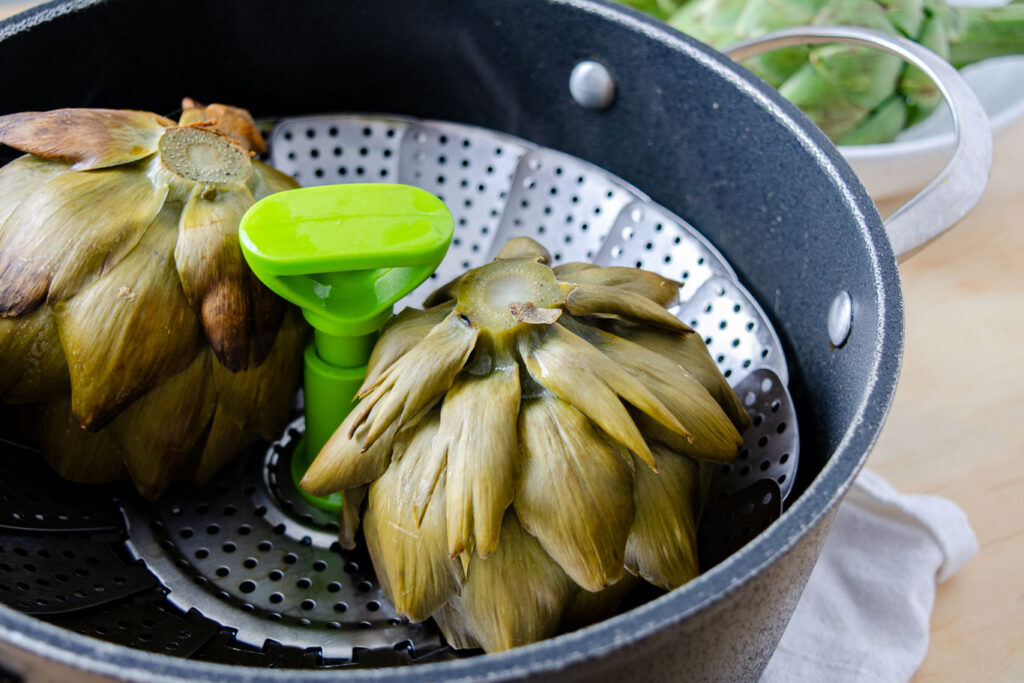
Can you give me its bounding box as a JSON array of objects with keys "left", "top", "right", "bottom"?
[
  {"left": 0, "top": 99, "right": 305, "bottom": 499},
  {"left": 302, "top": 237, "right": 749, "bottom": 652},
  {"left": 618, "top": 0, "right": 1024, "bottom": 144}
]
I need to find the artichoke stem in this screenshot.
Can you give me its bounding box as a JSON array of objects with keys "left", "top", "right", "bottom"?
[{"left": 949, "top": 4, "right": 1024, "bottom": 68}]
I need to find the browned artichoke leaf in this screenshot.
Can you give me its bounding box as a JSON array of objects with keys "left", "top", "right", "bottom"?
[
  {"left": 363, "top": 414, "right": 465, "bottom": 622},
  {"left": 456, "top": 511, "right": 576, "bottom": 653},
  {"left": 515, "top": 396, "right": 635, "bottom": 592},
  {"left": 564, "top": 318, "right": 742, "bottom": 464},
  {"left": 434, "top": 363, "right": 521, "bottom": 559},
  {"left": 176, "top": 185, "right": 258, "bottom": 371},
  {"left": 495, "top": 237, "right": 551, "bottom": 263},
  {"left": 0, "top": 155, "right": 68, "bottom": 228},
  {"left": 34, "top": 397, "right": 127, "bottom": 484},
  {"left": 364, "top": 303, "right": 454, "bottom": 387},
  {"left": 0, "top": 307, "right": 67, "bottom": 403},
  {"left": 0, "top": 167, "right": 168, "bottom": 316},
  {"left": 0, "top": 108, "right": 168, "bottom": 171},
  {"left": 53, "top": 204, "right": 201, "bottom": 429},
  {"left": 625, "top": 444, "right": 701, "bottom": 590},
  {"left": 207, "top": 307, "right": 304, "bottom": 435},
  {"left": 179, "top": 98, "right": 267, "bottom": 154},
  {"left": 108, "top": 349, "right": 217, "bottom": 500}
]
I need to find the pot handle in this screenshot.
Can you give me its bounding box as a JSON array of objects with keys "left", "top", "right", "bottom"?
[{"left": 723, "top": 26, "right": 992, "bottom": 261}]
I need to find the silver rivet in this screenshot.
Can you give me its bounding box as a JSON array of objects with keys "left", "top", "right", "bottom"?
[
  {"left": 570, "top": 60, "right": 616, "bottom": 111},
  {"left": 828, "top": 291, "right": 852, "bottom": 347}
]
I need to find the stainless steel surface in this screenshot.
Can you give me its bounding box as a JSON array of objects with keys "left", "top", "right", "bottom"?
[
  {"left": 828, "top": 290, "right": 854, "bottom": 348},
  {"left": 724, "top": 26, "right": 993, "bottom": 260},
  {"left": 569, "top": 60, "right": 616, "bottom": 111}
]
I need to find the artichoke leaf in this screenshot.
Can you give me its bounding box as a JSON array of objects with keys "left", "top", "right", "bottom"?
[
  {"left": 0, "top": 308, "right": 67, "bottom": 403},
  {"left": 35, "top": 397, "right": 127, "bottom": 484},
  {"left": 54, "top": 204, "right": 201, "bottom": 429},
  {"left": 433, "top": 363, "right": 521, "bottom": 559},
  {"left": 456, "top": 511, "right": 576, "bottom": 652},
  {"left": 515, "top": 396, "right": 635, "bottom": 592},
  {"left": 0, "top": 167, "right": 168, "bottom": 315},
  {"left": 563, "top": 282, "right": 690, "bottom": 333},
  {"left": 364, "top": 303, "right": 454, "bottom": 387},
  {"left": 557, "top": 265, "right": 680, "bottom": 308},
  {"left": 363, "top": 414, "right": 464, "bottom": 622},
  {"left": 0, "top": 108, "right": 168, "bottom": 171},
  {"left": 519, "top": 323, "right": 688, "bottom": 469},
  {"left": 0, "top": 155, "right": 69, "bottom": 229},
  {"left": 176, "top": 184, "right": 258, "bottom": 371},
  {"left": 625, "top": 444, "right": 701, "bottom": 590}
]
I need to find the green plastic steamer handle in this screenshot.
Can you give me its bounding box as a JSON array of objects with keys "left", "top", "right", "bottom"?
[{"left": 239, "top": 184, "right": 454, "bottom": 513}]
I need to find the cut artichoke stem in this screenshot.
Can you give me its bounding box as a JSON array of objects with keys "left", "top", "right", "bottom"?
[
  {"left": 455, "top": 258, "right": 564, "bottom": 334},
  {"left": 157, "top": 125, "right": 252, "bottom": 187}
]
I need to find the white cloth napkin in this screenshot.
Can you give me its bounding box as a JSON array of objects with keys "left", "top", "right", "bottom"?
[{"left": 761, "top": 468, "right": 978, "bottom": 683}]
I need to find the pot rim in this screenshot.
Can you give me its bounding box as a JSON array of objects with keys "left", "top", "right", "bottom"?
[{"left": 0, "top": 0, "right": 903, "bottom": 680}]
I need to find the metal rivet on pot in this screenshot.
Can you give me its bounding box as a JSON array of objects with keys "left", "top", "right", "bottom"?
[
  {"left": 569, "top": 60, "right": 616, "bottom": 110},
  {"left": 828, "top": 291, "right": 853, "bottom": 347}
]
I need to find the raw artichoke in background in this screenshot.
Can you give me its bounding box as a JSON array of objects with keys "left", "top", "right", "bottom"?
[
  {"left": 618, "top": 0, "right": 1024, "bottom": 144},
  {"left": 0, "top": 99, "right": 305, "bottom": 499},
  {"left": 302, "top": 237, "right": 749, "bottom": 652}
]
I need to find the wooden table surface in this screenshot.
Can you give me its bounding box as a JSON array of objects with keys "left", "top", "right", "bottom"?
[
  {"left": 871, "top": 117, "right": 1024, "bottom": 682},
  {"left": 0, "top": 2, "right": 1021, "bottom": 678}
]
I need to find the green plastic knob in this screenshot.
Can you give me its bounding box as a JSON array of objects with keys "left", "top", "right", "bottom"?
[{"left": 239, "top": 184, "right": 453, "bottom": 512}]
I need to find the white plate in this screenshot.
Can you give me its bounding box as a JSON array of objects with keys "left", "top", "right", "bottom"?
[{"left": 840, "top": 53, "right": 1024, "bottom": 200}]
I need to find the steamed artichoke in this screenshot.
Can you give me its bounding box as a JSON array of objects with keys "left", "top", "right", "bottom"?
[
  {"left": 302, "top": 237, "right": 749, "bottom": 652},
  {"left": 622, "top": 0, "right": 1024, "bottom": 144},
  {"left": 0, "top": 99, "right": 305, "bottom": 498}
]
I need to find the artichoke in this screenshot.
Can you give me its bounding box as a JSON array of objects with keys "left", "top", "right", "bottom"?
[
  {"left": 0, "top": 99, "right": 305, "bottom": 499},
  {"left": 302, "top": 237, "right": 749, "bottom": 652},
  {"left": 623, "top": 0, "right": 1024, "bottom": 144}
]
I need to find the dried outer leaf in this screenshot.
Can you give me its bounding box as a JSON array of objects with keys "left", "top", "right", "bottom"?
[
  {"left": 244, "top": 267, "right": 287, "bottom": 367},
  {"left": 364, "top": 303, "right": 454, "bottom": 388},
  {"left": 34, "top": 397, "right": 127, "bottom": 484},
  {"left": 518, "top": 323, "right": 688, "bottom": 469},
  {"left": 495, "top": 236, "right": 551, "bottom": 263},
  {"left": 179, "top": 98, "right": 266, "bottom": 154},
  {"left": 0, "top": 167, "right": 169, "bottom": 316},
  {"left": 563, "top": 282, "right": 691, "bottom": 334},
  {"left": 0, "top": 155, "right": 68, "bottom": 229},
  {"left": 564, "top": 318, "right": 742, "bottom": 463},
  {"left": 560, "top": 573, "right": 641, "bottom": 634},
  {"left": 557, "top": 265, "right": 680, "bottom": 308},
  {"left": 455, "top": 511, "right": 576, "bottom": 653},
  {"left": 515, "top": 396, "right": 635, "bottom": 592},
  {"left": 108, "top": 349, "right": 217, "bottom": 500},
  {"left": 363, "top": 414, "right": 464, "bottom": 622},
  {"left": 53, "top": 204, "right": 202, "bottom": 429},
  {"left": 625, "top": 444, "right": 701, "bottom": 590},
  {"left": 354, "top": 311, "right": 478, "bottom": 447},
  {"left": 0, "top": 108, "right": 167, "bottom": 171},
  {"left": 432, "top": 599, "right": 482, "bottom": 651},
  {"left": 0, "top": 307, "right": 68, "bottom": 403},
  {"left": 248, "top": 160, "right": 300, "bottom": 201},
  {"left": 608, "top": 321, "right": 750, "bottom": 431},
  {"left": 429, "top": 364, "right": 521, "bottom": 559},
  {"left": 176, "top": 185, "right": 258, "bottom": 371},
  {"left": 339, "top": 486, "right": 367, "bottom": 550}
]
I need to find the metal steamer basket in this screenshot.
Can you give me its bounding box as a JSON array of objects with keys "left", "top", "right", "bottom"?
[{"left": 0, "top": 1, "right": 990, "bottom": 681}]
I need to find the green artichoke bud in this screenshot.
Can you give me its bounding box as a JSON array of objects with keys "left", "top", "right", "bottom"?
[
  {"left": 302, "top": 237, "right": 749, "bottom": 652},
  {"left": 661, "top": 0, "right": 1024, "bottom": 144},
  {"left": 0, "top": 99, "right": 305, "bottom": 499}
]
